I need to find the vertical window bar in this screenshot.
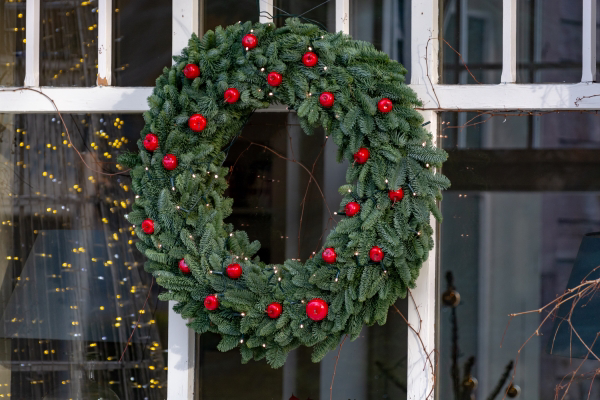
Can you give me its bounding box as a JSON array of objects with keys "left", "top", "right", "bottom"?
[
  {"left": 500, "top": 0, "right": 517, "bottom": 83},
  {"left": 259, "top": 0, "right": 273, "bottom": 24},
  {"left": 97, "top": 0, "right": 112, "bottom": 86},
  {"left": 167, "top": 2, "right": 199, "bottom": 400},
  {"left": 335, "top": 0, "right": 349, "bottom": 34},
  {"left": 410, "top": 0, "right": 439, "bottom": 86},
  {"left": 24, "top": 0, "right": 40, "bottom": 86},
  {"left": 172, "top": 0, "right": 199, "bottom": 61},
  {"left": 408, "top": 1, "right": 438, "bottom": 399},
  {"left": 167, "top": 306, "right": 196, "bottom": 399},
  {"left": 582, "top": 0, "right": 597, "bottom": 83}
]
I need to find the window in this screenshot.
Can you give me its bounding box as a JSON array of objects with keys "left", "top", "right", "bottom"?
[
  {"left": 2, "top": 0, "right": 598, "bottom": 398},
  {"left": 0, "top": 113, "right": 167, "bottom": 399},
  {"left": 439, "top": 112, "right": 600, "bottom": 399}
]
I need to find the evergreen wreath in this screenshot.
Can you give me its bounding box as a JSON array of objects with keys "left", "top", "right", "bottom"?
[{"left": 118, "top": 18, "right": 450, "bottom": 368}]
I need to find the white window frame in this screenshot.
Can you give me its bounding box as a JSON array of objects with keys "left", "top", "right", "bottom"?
[{"left": 4, "top": 0, "right": 600, "bottom": 398}]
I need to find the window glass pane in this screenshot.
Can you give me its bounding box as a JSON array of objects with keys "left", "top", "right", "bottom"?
[
  {"left": 194, "top": 112, "right": 408, "bottom": 400},
  {"left": 442, "top": 0, "right": 502, "bottom": 84},
  {"left": 439, "top": 113, "right": 600, "bottom": 399},
  {"left": 351, "top": 0, "right": 412, "bottom": 82},
  {"left": 0, "top": 1, "right": 25, "bottom": 86},
  {"left": 276, "top": 0, "right": 333, "bottom": 31},
  {"left": 0, "top": 113, "right": 168, "bottom": 399},
  {"left": 203, "top": 1, "right": 333, "bottom": 31},
  {"left": 204, "top": 0, "right": 259, "bottom": 31},
  {"left": 113, "top": 1, "right": 172, "bottom": 86},
  {"left": 40, "top": 1, "right": 98, "bottom": 86},
  {"left": 440, "top": 111, "right": 600, "bottom": 150}
]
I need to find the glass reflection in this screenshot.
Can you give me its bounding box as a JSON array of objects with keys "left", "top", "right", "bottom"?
[
  {"left": 0, "top": 0, "right": 26, "bottom": 86},
  {"left": 440, "top": 113, "right": 600, "bottom": 398},
  {"left": 0, "top": 113, "right": 167, "bottom": 399},
  {"left": 39, "top": 1, "right": 98, "bottom": 86},
  {"left": 194, "top": 112, "right": 409, "bottom": 400},
  {"left": 114, "top": 0, "right": 172, "bottom": 86}
]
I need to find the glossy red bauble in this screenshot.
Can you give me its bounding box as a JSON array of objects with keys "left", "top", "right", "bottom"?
[
  {"left": 322, "top": 247, "right": 337, "bottom": 264},
  {"left": 183, "top": 63, "right": 200, "bottom": 79},
  {"left": 369, "top": 246, "right": 384, "bottom": 262},
  {"left": 224, "top": 88, "right": 240, "bottom": 103},
  {"left": 226, "top": 263, "right": 243, "bottom": 279},
  {"left": 141, "top": 219, "right": 155, "bottom": 234},
  {"left": 242, "top": 33, "right": 258, "bottom": 49},
  {"left": 143, "top": 133, "right": 159, "bottom": 152},
  {"left": 179, "top": 258, "right": 191, "bottom": 274},
  {"left": 353, "top": 148, "right": 370, "bottom": 164},
  {"left": 189, "top": 114, "right": 207, "bottom": 132},
  {"left": 344, "top": 201, "right": 361, "bottom": 217},
  {"left": 204, "top": 295, "right": 219, "bottom": 311},
  {"left": 389, "top": 188, "right": 404, "bottom": 202},
  {"left": 319, "top": 92, "right": 335, "bottom": 108},
  {"left": 266, "top": 302, "right": 283, "bottom": 319},
  {"left": 267, "top": 71, "right": 283, "bottom": 86},
  {"left": 377, "top": 98, "right": 393, "bottom": 113},
  {"left": 306, "top": 298, "right": 328, "bottom": 321},
  {"left": 162, "top": 154, "right": 178, "bottom": 171},
  {"left": 302, "top": 51, "right": 318, "bottom": 67}
]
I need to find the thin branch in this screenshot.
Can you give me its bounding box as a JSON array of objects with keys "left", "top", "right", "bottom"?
[
  {"left": 330, "top": 335, "right": 348, "bottom": 400},
  {"left": 0, "top": 87, "right": 128, "bottom": 176},
  {"left": 119, "top": 277, "right": 155, "bottom": 362}
]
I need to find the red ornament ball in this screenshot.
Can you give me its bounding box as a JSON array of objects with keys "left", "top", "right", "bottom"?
[
  {"left": 322, "top": 247, "right": 337, "bottom": 264},
  {"left": 266, "top": 302, "right": 283, "bottom": 319},
  {"left": 344, "top": 201, "right": 361, "bottom": 217},
  {"left": 224, "top": 88, "right": 240, "bottom": 103},
  {"left": 267, "top": 71, "right": 283, "bottom": 87},
  {"left": 306, "top": 298, "right": 328, "bottom": 321},
  {"left": 369, "top": 246, "right": 384, "bottom": 262},
  {"left": 143, "top": 133, "right": 159, "bottom": 152},
  {"left": 204, "top": 295, "right": 219, "bottom": 311},
  {"left": 302, "top": 51, "right": 318, "bottom": 67},
  {"left": 226, "top": 263, "right": 243, "bottom": 279},
  {"left": 319, "top": 92, "right": 335, "bottom": 108},
  {"left": 183, "top": 63, "right": 200, "bottom": 80},
  {"left": 242, "top": 33, "right": 258, "bottom": 49},
  {"left": 179, "top": 258, "right": 191, "bottom": 274},
  {"left": 377, "top": 98, "right": 393, "bottom": 113},
  {"left": 389, "top": 188, "right": 404, "bottom": 202},
  {"left": 189, "top": 114, "right": 207, "bottom": 132},
  {"left": 162, "top": 154, "right": 178, "bottom": 171},
  {"left": 353, "top": 147, "right": 370, "bottom": 164},
  {"left": 141, "top": 219, "right": 154, "bottom": 234}
]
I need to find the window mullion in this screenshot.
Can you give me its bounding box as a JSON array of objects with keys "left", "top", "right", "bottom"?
[
  {"left": 167, "top": 2, "right": 200, "bottom": 400},
  {"left": 97, "top": 0, "right": 113, "bottom": 86},
  {"left": 582, "top": 0, "right": 597, "bottom": 83},
  {"left": 501, "top": 0, "right": 517, "bottom": 83},
  {"left": 409, "top": 1, "right": 439, "bottom": 399},
  {"left": 24, "top": 0, "right": 40, "bottom": 87},
  {"left": 336, "top": 0, "right": 349, "bottom": 34},
  {"left": 259, "top": 0, "right": 273, "bottom": 23}
]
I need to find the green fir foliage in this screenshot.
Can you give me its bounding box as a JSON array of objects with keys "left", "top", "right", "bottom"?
[{"left": 119, "top": 18, "right": 449, "bottom": 368}]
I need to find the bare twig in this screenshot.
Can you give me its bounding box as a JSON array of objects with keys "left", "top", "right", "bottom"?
[
  {"left": 393, "top": 303, "right": 438, "bottom": 399},
  {"left": 119, "top": 277, "right": 155, "bottom": 362},
  {"left": 0, "top": 87, "right": 128, "bottom": 176},
  {"left": 330, "top": 335, "right": 348, "bottom": 400},
  {"left": 504, "top": 268, "right": 600, "bottom": 399},
  {"left": 237, "top": 137, "right": 335, "bottom": 222}
]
